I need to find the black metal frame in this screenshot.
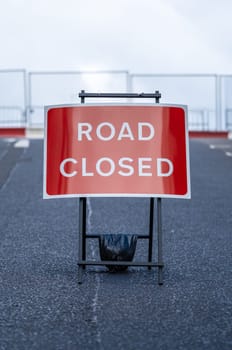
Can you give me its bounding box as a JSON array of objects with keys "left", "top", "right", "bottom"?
[{"left": 77, "top": 90, "right": 164, "bottom": 285}]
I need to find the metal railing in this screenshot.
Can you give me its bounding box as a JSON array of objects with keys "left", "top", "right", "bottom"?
[
  {"left": 188, "top": 109, "right": 210, "bottom": 130},
  {"left": 0, "top": 69, "right": 27, "bottom": 128},
  {"left": 0, "top": 106, "right": 26, "bottom": 127},
  {"left": 1, "top": 69, "right": 232, "bottom": 131},
  {"left": 225, "top": 108, "right": 232, "bottom": 129}
]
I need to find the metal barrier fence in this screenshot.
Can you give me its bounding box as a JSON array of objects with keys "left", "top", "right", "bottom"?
[
  {"left": 129, "top": 74, "right": 221, "bottom": 131},
  {"left": 225, "top": 109, "right": 232, "bottom": 129},
  {"left": 28, "top": 70, "right": 130, "bottom": 126},
  {"left": 0, "top": 69, "right": 27, "bottom": 127},
  {"left": 0, "top": 70, "right": 232, "bottom": 131},
  {"left": 221, "top": 75, "right": 232, "bottom": 129}
]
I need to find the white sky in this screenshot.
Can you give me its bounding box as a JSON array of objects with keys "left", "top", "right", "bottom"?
[{"left": 0, "top": 0, "right": 232, "bottom": 73}]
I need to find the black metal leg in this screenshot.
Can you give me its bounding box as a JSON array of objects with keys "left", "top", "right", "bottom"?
[
  {"left": 78, "top": 199, "right": 83, "bottom": 284},
  {"left": 157, "top": 198, "right": 163, "bottom": 285},
  {"left": 82, "top": 197, "right": 87, "bottom": 268},
  {"left": 79, "top": 197, "right": 86, "bottom": 278},
  {"left": 78, "top": 264, "right": 83, "bottom": 284},
  {"left": 80, "top": 95, "right": 87, "bottom": 270},
  {"left": 148, "top": 198, "right": 154, "bottom": 270}
]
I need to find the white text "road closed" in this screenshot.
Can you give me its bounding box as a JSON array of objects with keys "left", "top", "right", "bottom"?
[{"left": 59, "top": 121, "right": 174, "bottom": 178}]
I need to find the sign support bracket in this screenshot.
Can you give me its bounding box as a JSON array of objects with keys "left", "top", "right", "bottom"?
[{"left": 77, "top": 90, "right": 163, "bottom": 285}]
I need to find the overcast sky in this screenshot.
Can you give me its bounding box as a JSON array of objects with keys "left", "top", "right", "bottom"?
[{"left": 1, "top": 0, "right": 232, "bottom": 73}]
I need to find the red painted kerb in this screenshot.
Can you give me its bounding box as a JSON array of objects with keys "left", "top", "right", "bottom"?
[{"left": 0, "top": 128, "right": 26, "bottom": 137}]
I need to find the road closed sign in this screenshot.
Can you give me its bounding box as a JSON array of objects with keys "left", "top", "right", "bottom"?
[{"left": 43, "top": 104, "right": 191, "bottom": 198}]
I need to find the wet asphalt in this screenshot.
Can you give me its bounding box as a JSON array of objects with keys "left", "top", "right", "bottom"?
[{"left": 0, "top": 138, "right": 231, "bottom": 350}]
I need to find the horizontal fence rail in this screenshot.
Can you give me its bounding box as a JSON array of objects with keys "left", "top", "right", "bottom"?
[
  {"left": 0, "top": 106, "right": 26, "bottom": 127},
  {"left": 0, "top": 70, "right": 232, "bottom": 131}
]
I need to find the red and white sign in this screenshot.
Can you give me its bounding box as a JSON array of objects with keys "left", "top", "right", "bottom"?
[{"left": 43, "top": 104, "right": 191, "bottom": 198}]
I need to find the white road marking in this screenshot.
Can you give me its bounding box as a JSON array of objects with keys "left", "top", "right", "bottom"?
[
  {"left": 14, "top": 139, "right": 30, "bottom": 148},
  {"left": 210, "top": 144, "right": 232, "bottom": 150},
  {"left": 87, "top": 198, "right": 102, "bottom": 346},
  {"left": 209, "top": 143, "right": 232, "bottom": 157},
  {"left": 4, "top": 138, "right": 16, "bottom": 143}
]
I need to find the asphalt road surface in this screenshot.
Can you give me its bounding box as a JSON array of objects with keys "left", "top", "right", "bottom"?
[{"left": 0, "top": 137, "right": 231, "bottom": 350}]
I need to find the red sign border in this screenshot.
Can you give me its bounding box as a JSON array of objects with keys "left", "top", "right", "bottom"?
[{"left": 43, "top": 104, "right": 191, "bottom": 199}]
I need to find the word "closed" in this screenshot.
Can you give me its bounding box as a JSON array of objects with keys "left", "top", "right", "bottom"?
[{"left": 60, "top": 157, "right": 173, "bottom": 178}]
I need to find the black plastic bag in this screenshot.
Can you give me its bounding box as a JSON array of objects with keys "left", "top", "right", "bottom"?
[{"left": 99, "top": 234, "right": 138, "bottom": 272}]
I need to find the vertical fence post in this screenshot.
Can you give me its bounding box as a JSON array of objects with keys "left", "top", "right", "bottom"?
[
  {"left": 27, "top": 72, "right": 32, "bottom": 128},
  {"left": 215, "top": 75, "right": 222, "bottom": 130},
  {"left": 23, "top": 69, "right": 28, "bottom": 127}
]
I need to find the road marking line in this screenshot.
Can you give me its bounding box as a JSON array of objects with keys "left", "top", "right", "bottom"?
[
  {"left": 225, "top": 152, "right": 232, "bottom": 157},
  {"left": 210, "top": 144, "right": 232, "bottom": 149},
  {"left": 14, "top": 139, "right": 30, "bottom": 148},
  {"left": 87, "top": 198, "right": 102, "bottom": 346},
  {"left": 4, "top": 138, "right": 16, "bottom": 143}
]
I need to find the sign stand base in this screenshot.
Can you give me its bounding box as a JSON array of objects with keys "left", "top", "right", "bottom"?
[{"left": 77, "top": 91, "right": 164, "bottom": 285}]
